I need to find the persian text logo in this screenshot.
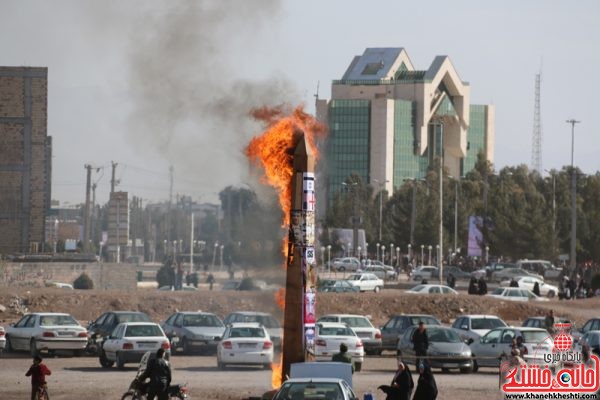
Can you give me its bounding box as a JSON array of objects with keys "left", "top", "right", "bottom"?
[{"left": 501, "top": 324, "right": 599, "bottom": 394}]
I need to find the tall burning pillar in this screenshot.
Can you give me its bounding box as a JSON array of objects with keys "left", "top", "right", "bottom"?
[{"left": 282, "top": 134, "right": 316, "bottom": 379}]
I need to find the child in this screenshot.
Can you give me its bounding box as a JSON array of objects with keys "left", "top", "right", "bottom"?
[{"left": 26, "top": 355, "right": 51, "bottom": 400}]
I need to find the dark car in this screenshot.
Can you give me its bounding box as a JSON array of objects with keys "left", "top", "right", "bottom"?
[
  {"left": 87, "top": 311, "right": 151, "bottom": 354},
  {"left": 522, "top": 316, "right": 573, "bottom": 332},
  {"left": 580, "top": 318, "right": 600, "bottom": 336},
  {"left": 379, "top": 314, "right": 441, "bottom": 351},
  {"left": 318, "top": 280, "right": 360, "bottom": 293}
]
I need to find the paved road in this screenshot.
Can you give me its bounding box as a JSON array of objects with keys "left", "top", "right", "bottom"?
[{"left": 0, "top": 351, "right": 502, "bottom": 399}]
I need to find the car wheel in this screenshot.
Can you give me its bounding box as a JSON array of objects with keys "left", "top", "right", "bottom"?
[
  {"left": 99, "top": 349, "right": 114, "bottom": 368},
  {"left": 373, "top": 286, "right": 381, "bottom": 293},
  {"left": 182, "top": 337, "right": 193, "bottom": 354},
  {"left": 441, "top": 368, "right": 450, "bottom": 373},
  {"left": 116, "top": 352, "right": 125, "bottom": 369},
  {"left": 5, "top": 336, "right": 13, "bottom": 353},
  {"left": 30, "top": 339, "right": 38, "bottom": 357},
  {"left": 338, "top": 266, "right": 345, "bottom": 272},
  {"left": 460, "top": 365, "right": 473, "bottom": 373},
  {"left": 354, "top": 362, "right": 362, "bottom": 372},
  {"left": 472, "top": 358, "right": 479, "bottom": 372},
  {"left": 548, "top": 291, "right": 555, "bottom": 298}
]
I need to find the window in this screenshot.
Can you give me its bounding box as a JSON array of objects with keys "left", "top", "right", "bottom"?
[
  {"left": 125, "top": 324, "right": 163, "bottom": 337},
  {"left": 483, "top": 330, "right": 502, "bottom": 344},
  {"left": 15, "top": 315, "right": 32, "bottom": 328},
  {"left": 501, "top": 330, "right": 515, "bottom": 343}
]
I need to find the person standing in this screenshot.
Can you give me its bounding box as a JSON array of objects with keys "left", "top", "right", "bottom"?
[
  {"left": 412, "top": 363, "right": 437, "bottom": 400},
  {"left": 138, "top": 348, "right": 172, "bottom": 400},
  {"left": 332, "top": 343, "right": 354, "bottom": 373},
  {"left": 478, "top": 277, "right": 488, "bottom": 295},
  {"left": 544, "top": 310, "right": 555, "bottom": 334},
  {"left": 391, "top": 360, "right": 414, "bottom": 400},
  {"left": 26, "top": 355, "right": 51, "bottom": 400},
  {"left": 468, "top": 277, "right": 479, "bottom": 295},
  {"left": 411, "top": 322, "right": 428, "bottom": 372},
  {"left": 533, "top": 281, "right": 541, "bottom": 297}
]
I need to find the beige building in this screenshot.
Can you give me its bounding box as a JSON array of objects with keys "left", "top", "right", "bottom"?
[
  {"left": 317, "top": 48, "right": 494, "bottom": 201},
  {"left": 0, "top": 67, "right": 51, "bottom": 254}
]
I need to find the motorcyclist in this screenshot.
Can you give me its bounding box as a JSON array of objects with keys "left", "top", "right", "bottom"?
[{"left": 137, "top": 348, "right": 172, "bottom": 400}]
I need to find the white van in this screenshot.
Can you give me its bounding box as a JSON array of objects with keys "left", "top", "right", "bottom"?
[{"left": 516, "top": 260, "right": 562, "bottom": 279}]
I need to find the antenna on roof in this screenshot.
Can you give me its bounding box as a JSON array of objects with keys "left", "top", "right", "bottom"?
[
  {"left": 314, "top": 81, "right": 320, "bottom": 100},
  {"left": 531, "top": 59, "right": 543, "bottom": 174}
]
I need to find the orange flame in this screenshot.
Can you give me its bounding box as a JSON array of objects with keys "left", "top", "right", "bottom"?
[
  {"left": 271, "top": 353, "right": 283, "bottom": 389},
  {"left": 275, "top": 287, "right": 286, "bottom": 310},
  {"left": 246, "top": 105, "right": 325, "bottom": 226}
]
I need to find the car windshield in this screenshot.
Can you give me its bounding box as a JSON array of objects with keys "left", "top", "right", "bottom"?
[
  {"left": 341, "top": 317, "right": 372, "bottom": 328},
  {"left": 319, "top": 326, "right": 354, "bottom": 336},
  {"left": 236, "top": 314, "right": 280, "bottom": 329},
  {"left": 348, "top": 275, "right": 361, "bottom": 281},
  {"left": 183, "top": 314, "right": 223, "bottom": 327},
  {"left": 409, "top": 285, "right": 425, "bottom": 292},
  {"left": 125, "top": 324, "right": 163, "bottom": 337},
  {"left": 116, "top": 313, "right": 151, "bottom": 323},
  {"left": 471, "top": 318, "right": 507, "bottom": 330},
  {"left": 428, "top": 327, "right": 461, "bottom": 343},
  {"left": 275, "top": 382, "right": 344, "bottom": 400},
  {"left": 40, "top": 315, "right": 78, "bottom": 326},
  {"left": 229, "top": 327, "right": 265, "bottom": 338},
  {"left": 491, "top": 288, "right": 504, "bottom": 295},
  {"left": 522, "top": 331, "right": 551, "bottom": 343},
  {"left": 409, "top": 316, "right": 440, "bottom": 326}
]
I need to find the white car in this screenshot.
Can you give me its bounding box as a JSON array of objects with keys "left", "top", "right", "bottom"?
[
  {"left": 313, "top": 322, "right": 364, "bottom": 372},
  {"left": 411, "top": 266, "right": 438, "bottom": 281},
  {"left": 451, "top": 315, "right": 508, "bottom": 342},
  {"left": 500, "top": 276, "right": 559, "bottom": 298},
  {"left": 487, "top": 287, "right": 549, "bottom": 302},
  {"left": 346, "top": 273, "right": 384, "bottom": 292},
  {"left": 5, "top": 313, "right": 88, "bottom": 356},
  {"left": 100, "top": 322, "right": 170, "bottom": 369},
  {"left": 217, "top": 322, "right": 274, "bottom": 369},
  {"left": 222, "top": 311, "right": 282, "bottom": 349},
  {"left": 405, "top": 284, "right": 458, "bottom": 295},
  {"left": 272, "top": 378, "right": 358, "bottom": 400},
  {"left": 317, "top": 314, "right": 382, "bottom": 355},
  {"left": 357, "top": 265, "right": 397, "bottom": 280}
]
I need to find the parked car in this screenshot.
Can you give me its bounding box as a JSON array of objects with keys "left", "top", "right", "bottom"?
[
  {"left": 491, "top": 268, "right": 543, "bottom": 283},
  {"left": 317, "top": 314, "right": 381, "bottom": 355},
  {"left": 405, "top": 284, "right": 458, "bottom": 295},
  {"left": 6, "top": 313, "right": 88, "bottom": 357},
  {"left": 580, "top": 318, "right": 600, "bottom": 336},
  {"left": 578, "top": 330, "right": 600, "bottom": 354},
  {"left": 346, "top": 273, "right": 384, "bottom": 292},
  {"left": 161, "top": 311, "right": 225, "bottom": 354},
  {"left": 397, "top": 325, "right": 473, "bottom": 373},
  {"left": 99, "top": 322, "right": 170, "bottom": 369},
  {"left": 221, "top": 280, "right": 241, "bottom": 291},
  {"left": 0, "top": 326, "right": 5, "bottom": 355},
  {"left": 380, "top": 314, "right": 441, "bottom": 352},
  {"left": 441, "top": 266, "right": 472, "bottom": 280},
  {"left": 522, "top": 316, "right": 573, "bottom": 333},
  {"left": 516, "top": 259, "right": 562, "bottom": 279},
  {"left": 312, "top": 322, "right": 364, "bottom": 372},
  {"left": 488, "top": 287, "right": 549, "bottom": 302},
  {"left": 87, "top": 311, "right": 152, "bottom": 354},
  {"left": 318, "top": 280, "right": 360, "bottom": 293},
  {"left": 451, "top": 315, "right": 508, "bottom": 342},
  {"left": 272, "top": 378, "right": 358, "bottom": 400},
  {"left": 223, "top": 312, "right": 282, "bottom": 349},
  {"left": 500, "top": 276, "right": 559, "bottom": 298},
  {"left": 411, "top": 266, "right": 438, "bottom": 281},
  {"left": 333, "top": 257, "right": 361, "bottom": 272},
  {"left": 469, "top": 327, "right": 554, "bottom": 370},
  {"left": 216, "top": 322, "right": 273, "bottom": 369},
  {"left": 357, "top": 265, "right": 397, "bottom": 281}
]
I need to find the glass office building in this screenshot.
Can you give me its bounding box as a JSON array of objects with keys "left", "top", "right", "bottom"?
[{"left": 316, "top": 48, "right": 494, "bottom": 207}]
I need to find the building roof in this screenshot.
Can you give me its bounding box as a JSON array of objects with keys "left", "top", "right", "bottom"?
[{"left": 342, "top": 48, "right": 405, "bottom": 80}]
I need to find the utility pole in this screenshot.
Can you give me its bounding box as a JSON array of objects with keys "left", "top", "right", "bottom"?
[
  {"left": 566, "top": 119, "right": 580, "bottom": 272},
  {"left": 91, "top": 183, "right": 97, "bottom": 252},
  {"left": 83, "top": 164, "right": 92, "bottom": 252},
  {"left": 190, "top": 212, "right": 194, "bottom": 274},
  {"left": 110, "top": 161, "right": 118, "bottom": 194},
  {"left": 167, "top": 165, "right": 174, "bottom": 243}
]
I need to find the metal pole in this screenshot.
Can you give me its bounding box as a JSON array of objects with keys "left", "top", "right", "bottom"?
[
  {"left": 410, "top": 180, "right": 416, "bottom": 246},
  {"left": 190, "top": 213, "right": 194, "bottom": 274},
  {"left": 379, "top": 190, "right": 383, "bottom": 242},
  {"left": 438, "top": 122, "right": 444, "bottom": 284},
  {"left": 454, "top": 180, "right": 458, "bottom": 253},
  {"left": 566, "top": 119, "right": 580, "bottom": 272}
]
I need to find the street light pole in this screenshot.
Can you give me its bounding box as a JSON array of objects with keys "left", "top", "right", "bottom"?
[
  {"left": 566, "top": 119, "right": 580, "bottom": 272},
  {"left": 454, "top": 180, "right": 458, "bottom": 253},
  {"left": 327, "top": 245, "right": 331, "bottom": 275},
  {"left": 420, "top": 245, "right": 424, "bottom": 266},
  {"left": 373, "top": 179, "right": 389, "bottom": 242}
]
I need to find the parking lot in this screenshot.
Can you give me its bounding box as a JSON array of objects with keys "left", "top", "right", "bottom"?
[{"left": 0, "top": 352, "right": 502, "bottom": 399}]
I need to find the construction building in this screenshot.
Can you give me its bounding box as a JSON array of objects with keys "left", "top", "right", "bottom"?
[
  {"left": 316, "top": 48, "right": 494, "bottom": 204},
  {"left": 0, "top": 67, "right": 51, "bottom": 254}
]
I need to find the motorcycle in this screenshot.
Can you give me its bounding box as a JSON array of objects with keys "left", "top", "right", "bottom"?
[{"left": 121, "top": 351, "right": 189, "bottom": 400}]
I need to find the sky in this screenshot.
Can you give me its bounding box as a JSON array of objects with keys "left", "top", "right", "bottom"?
[{"left": 1, "top": 0, "right": 598, "bottom": 207}]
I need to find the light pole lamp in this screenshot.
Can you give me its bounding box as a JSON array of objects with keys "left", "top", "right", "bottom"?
[
  {"left": 357, "top": 246, "right": 362, "bottom": 262},
  {"left": 396, "top": 247, "right": 400, "bottom": 268},
  {"left": 485, "top": 245, "right": 489, "bottom": 265},
  {"left": 408, "top": 244, "right": 412, "bottom": 264},
  {"left": 566, "top": 119, "right": 580, "bottom": 272},
  {"left": 389, "top": 243, "right": 394, "bottom": 264},
  {"left": 327, "top": 245, "right": 332, "bottom": 274},
  {"left": 420, "top": 245, "right": 424, "bottom": 266},
  {"left": 428, "top": 245, "right": 432, "bottom": 266},
  {"left": 373, "top": 179, "right": 389, "bottom": 242},
  {"left": 376, "top": 243, "right": 380, "bottom": 261},
  {"left": 381, "top": 245, "right": 386, "bottom": 264},
  {"left": 364, "top": 242, "right": 368, "bottom": 259}
]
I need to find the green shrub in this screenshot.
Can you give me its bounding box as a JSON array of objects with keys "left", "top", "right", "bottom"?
[
  {"left": 73, "top": 273, "right": 94, "bottom": 289},
  {"left": 156, "top": 265, "right": 175, "bottom": 288}
]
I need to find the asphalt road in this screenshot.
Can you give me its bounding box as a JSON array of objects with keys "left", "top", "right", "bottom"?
[{"left": 0, "top": 351, "right": 503, "bottom": 400}]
